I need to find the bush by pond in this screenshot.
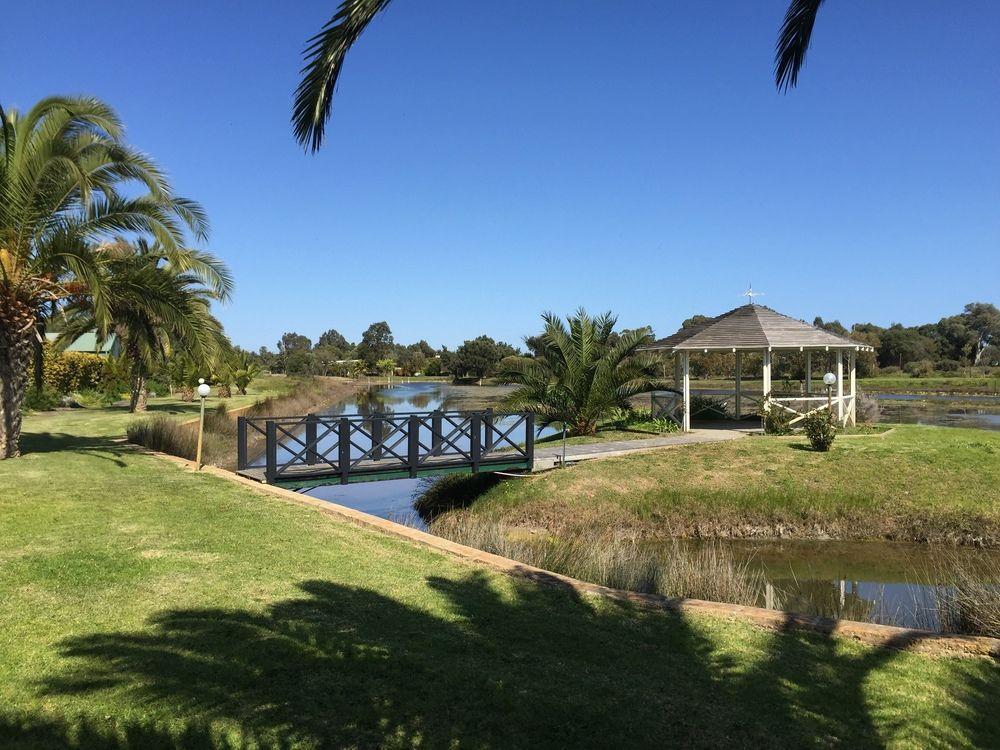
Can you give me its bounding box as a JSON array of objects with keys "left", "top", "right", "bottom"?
[{"left": 803, "top": 411, "right": 837, "bottom": 451}]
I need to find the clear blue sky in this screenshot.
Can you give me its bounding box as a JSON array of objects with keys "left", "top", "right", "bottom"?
[{"left": 4, "top": 0, "right": 998, "bottom": 350}]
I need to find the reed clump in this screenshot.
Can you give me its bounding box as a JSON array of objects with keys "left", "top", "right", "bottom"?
[
  {"left": 428, "top": 511, "right": 764, "bottom": 606},
  {"left": 933, "top": 554, "right": 1000, "bottom": 638}
]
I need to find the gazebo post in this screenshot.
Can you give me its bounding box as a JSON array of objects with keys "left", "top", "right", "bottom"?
[
  {"left": 805, "top": 351, "right": 812, "bottom": 395},
  {"left": 836, "top": 349, "right": 845, "bottom": 425},
  {"left": 762, "top": 349, "right": 772, "bottom": 403},
  {"left": 674, "top": 352, "right": 682, "bottom": 390},
  {"left": 849, "top": 349, "right": 857, "bottom": 426},
  {"left": 681, "top": 351, "right": 691, "bottom": 432},
  {"left": 734, "top": 350, "right": 742, "bottom": 419}
]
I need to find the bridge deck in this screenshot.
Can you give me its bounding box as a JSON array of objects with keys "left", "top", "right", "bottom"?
[{"left": 237, "top": 454, "right": 531, "bottom": 489}]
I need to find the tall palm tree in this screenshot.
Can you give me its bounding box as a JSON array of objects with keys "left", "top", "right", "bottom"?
[
  {"left": 497, "top": 310, "right": 666, "bottom": 436},
  {"left": 57, "top": 240, "right": 232, "bottom": 412},
  {"left": 0, "top": 96, "right": 208, "bottom": 455},
  {"left": 292, "top": 1, "right": 830, "bottom": 150}
]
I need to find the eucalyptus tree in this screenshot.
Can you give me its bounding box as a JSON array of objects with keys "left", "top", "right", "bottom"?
[
  {"left": 292, "top": 0, "right": 833, "bottom": 150},
  {"left": 497, "top": 310, "right": 667, "bottom": 436},
  {"left": 0, "top": 96, "right": 208, "bottom": 456},
  {"left": 57, "top": 240, "right": 232, "bottom": 412}
]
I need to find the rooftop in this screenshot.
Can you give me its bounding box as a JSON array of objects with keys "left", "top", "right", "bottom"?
[{"left": 644, "top": 304, "right": 872, "bottom": 352}]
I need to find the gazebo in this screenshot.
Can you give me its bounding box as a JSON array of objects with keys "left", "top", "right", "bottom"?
[{"left": 643, "top": 303, "right": 875, "bottom": 432}]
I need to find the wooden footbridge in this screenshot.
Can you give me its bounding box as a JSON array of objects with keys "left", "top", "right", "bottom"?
[{"left": 236, "top": 409, "right": 535, "bottom": 489}]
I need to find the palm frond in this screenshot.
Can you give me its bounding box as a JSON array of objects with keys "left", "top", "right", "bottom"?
[
  {"left": 292, "top": 0, "right": 395, "bottom": 152},
  {"left": 775, "top": 0, "right": 827, "bottom": 91}
]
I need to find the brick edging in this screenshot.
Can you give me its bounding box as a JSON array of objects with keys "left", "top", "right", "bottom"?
[{"left": 141, "top": 447, "right": 999, "bottom": 659}]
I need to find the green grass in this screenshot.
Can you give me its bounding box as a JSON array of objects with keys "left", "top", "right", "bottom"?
[
  {"left": 2, "top": 412, "right": 999, "bottom": 746},
  {"left": 21, "top": 375, "right": 296, "bottom": 447},
  {"left": 536, "top": 428, "right": 669, "bottom": 447},
  {"left": 464, "top": 425, "right": 1000, "bottom": 546}
]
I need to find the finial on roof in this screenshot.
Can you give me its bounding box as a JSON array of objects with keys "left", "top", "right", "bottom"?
[{"left": 741, "top": 285, "right": 764, "bottom": 305}]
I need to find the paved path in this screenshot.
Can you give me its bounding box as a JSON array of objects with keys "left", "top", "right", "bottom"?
[{"left": 532, "top": 428, "right": 749, "bottom": 470}]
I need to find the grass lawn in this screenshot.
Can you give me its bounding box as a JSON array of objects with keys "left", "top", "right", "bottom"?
[
  {"left": 2, "top": 410, "right": 999, "bottom": 746},
  {"left": 464, "top": 425, "right": 1000, "bottom": 546},
  {"left": 535, "top": 427, "right": 672, "bottom": 447},
  {"left": 21, "top": 375, "right": 296, "bottom": 447}
]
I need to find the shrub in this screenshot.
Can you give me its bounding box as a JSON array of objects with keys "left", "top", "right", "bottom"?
[
  {"left": 803, "top": 410, "right": 836, "bottom": 451},
  {"left": 74, "top": 388, "right": 117, "bottom": 408},
  {"left": 904, "top": 359, "right": 934, "bottom": 378},
  {"left": 879, "top": 365, "right": 901, "bottom": 376},
  {"left": 43, "top": 347, "right": 105, "bottom": 394},
  {"left": 24, "top": 386, "right": 61, "bottom": 412},
  {"left": 936, "top": 359, "right": 962, "bottom": 372},
  {"left": 759, "top": 398, "right": 792, "bottom": 435}
]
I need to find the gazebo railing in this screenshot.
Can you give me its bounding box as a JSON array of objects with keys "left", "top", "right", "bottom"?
[{"left": 769, "top": 395, "right": 854, "bottom": 426}]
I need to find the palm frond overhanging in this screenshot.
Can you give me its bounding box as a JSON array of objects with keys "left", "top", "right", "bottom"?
[
  {"left": 0, "top": 96, "right": 210, "bottom": 456},
  {"left": 497, "top": 310, "right": 667, "bottom": 436},
  {"left": 293, "top": 1, "right": 836, "bottom": 150}
]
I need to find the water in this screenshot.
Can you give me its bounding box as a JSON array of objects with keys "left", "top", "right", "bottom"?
[
  {"left": 668, "top": 539, "right": 1000, "bottom": 630},
  {"left": 299, "top": 381, "right": 998, "bottom": 630}
]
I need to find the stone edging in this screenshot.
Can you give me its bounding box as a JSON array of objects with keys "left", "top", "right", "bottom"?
[{"left": 140, "top": 446, "right": 998, "bottom": 659}]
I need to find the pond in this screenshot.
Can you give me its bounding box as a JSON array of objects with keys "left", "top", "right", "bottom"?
[{"left": 303, "top": 381, "right": 999, "bottom": 631}]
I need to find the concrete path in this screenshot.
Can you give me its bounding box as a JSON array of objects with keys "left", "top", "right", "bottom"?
[{"left": 532, "top": 428, "right": 749, "bottom": 470}]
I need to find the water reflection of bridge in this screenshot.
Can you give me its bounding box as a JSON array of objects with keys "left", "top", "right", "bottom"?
[{"left": 236, "top": 409, "right": 534, "bottom": 489}]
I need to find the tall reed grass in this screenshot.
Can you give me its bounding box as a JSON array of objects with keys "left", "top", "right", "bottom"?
[
  {"left": 428, "top": 512, "right": 765, "bottom": 606},
  {"left": 932, "top": 554, "right": 1000, "bottom": 638}
]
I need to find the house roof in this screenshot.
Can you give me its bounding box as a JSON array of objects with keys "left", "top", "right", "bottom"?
[
  {"left": 45, "top": 331, "right": 119, "bottom": 355},
  {"left": 643, "top": 304, "right": 873, "bottom": 352}
]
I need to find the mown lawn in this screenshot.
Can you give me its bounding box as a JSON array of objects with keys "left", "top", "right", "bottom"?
[
  {"left": 465, "top": 426, "right": 1000, "bottom": 546},
  {"left": 21, "top": 375, "right": 296, "bottom": 446},
  {"left": 1, "top": 412, "right": 999, "bottom": 747}
]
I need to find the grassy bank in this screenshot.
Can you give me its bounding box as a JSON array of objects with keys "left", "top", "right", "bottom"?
[
  {"left": 450, "top": 425, "right": 1000, "bottom": 547},
  {"left": 3, "top": 409, "right": 999, "bottom": 745}
]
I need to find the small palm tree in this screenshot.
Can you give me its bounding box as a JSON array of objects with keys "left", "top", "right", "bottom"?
[
  {"left": 376, "top": 358, "right": 395, "bottom": 383},
  {"left": 293, "top": 1, "right": 834, "bottom": 151},
  {"left": 498, "top": 310, "right": 666, "bottom": 436},
  {"left": 350, "top": 360, "right": 366, "bottom": 379},
  {"left": 58, "top": 240, "right": 231, "bottom": 412},
  {"left": 231, "top": 350, "right": 262, "bottom": 395},
  {"left": 0, "top": 96, "right": 207, "bottom": 456}
]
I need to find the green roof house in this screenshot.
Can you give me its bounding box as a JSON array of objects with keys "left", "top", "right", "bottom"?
[{"left": 45, "top": 331, "right": 121, "bottom": 357}]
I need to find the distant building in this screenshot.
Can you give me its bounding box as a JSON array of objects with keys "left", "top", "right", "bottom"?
[{"left": 45, "top": 331, "right": 121, "bottom": 358}]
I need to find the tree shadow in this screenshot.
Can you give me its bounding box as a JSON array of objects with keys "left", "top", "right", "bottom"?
[
  {"left": 6, "top": 573, "right": 999, "bottom": 748},
  {"left": 18, "top": 432, "right": 129, "bottom": 466}
]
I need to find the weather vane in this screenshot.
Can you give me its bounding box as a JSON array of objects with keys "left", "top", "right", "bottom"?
[{"left": 741, "top": 285, "right": 764, "bottom": 305}]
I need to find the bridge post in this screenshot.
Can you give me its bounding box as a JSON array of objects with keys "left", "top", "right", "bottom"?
[
  {"left": 265, "top": 420, "right": 277, "bottom": 483},
  {"left": 371, "top": 413, "right": 383, "bottom": 461},
  {"left": 484, "top": 409, "right": 494, "bottom": 453},
  {"left": 431, "top": 411, "right": 443, "bottom": 454},
  {"left": 305, "top": 414, "right": 318, "bottom": 465},
  {"left": 338, "top": 418, "right": 351, "bottom": 485},
  {"left": 236, "top": 417, "right": 247, "bottom": 470},
  {"left": 525, "top": 413, "right": 535, "bottom": 471},
  {"left": 470, "top": 413, "right": 482, "bottom": 473},
  {"left": 408, "top": 415, "right": 420, "bottom": 478}
]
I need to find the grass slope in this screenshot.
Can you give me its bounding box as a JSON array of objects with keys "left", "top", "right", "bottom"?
[
  {"left": 1, "top": 411, "right": 999, "bottom": 746},
  {"left": 464, "top": 426, "right": 1000, "bottom": 546}
]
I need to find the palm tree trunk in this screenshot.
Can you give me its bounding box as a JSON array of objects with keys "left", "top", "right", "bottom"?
[
  {"left": 0, "top": 326, "right": 34, "bottom": 459},
  {"left": 129, "top": 371, "right": 148, "bottom": 412}
]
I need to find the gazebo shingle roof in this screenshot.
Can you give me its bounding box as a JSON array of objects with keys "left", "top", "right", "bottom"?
[{"left": 644, "top": 304, "right": 871, "bottom": 352}]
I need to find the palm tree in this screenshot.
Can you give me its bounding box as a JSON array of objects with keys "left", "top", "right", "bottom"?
[
  {"left": 293, "top": 1, "right": 831, "bottom": 150},
  {"left": 497, "top": 310, "right": 667, "bottom": 436},
  {"left": 231, "top": 349, "right": 262, "bottom": 395},
  {"left": 0, "top": 96, "right": 207, "bottom": 457},
  {"left": 58, "top": 240, "right": 232, "bottom": 412}
]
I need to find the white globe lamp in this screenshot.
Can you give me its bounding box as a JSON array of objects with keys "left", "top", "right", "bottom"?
[
  {"left": 822, "top": 372, "right": 837, "bottom": 387},
  {"left": 197, "top": 378, "right": 211, "bottom": 399},
  {"left": 823, "top": 371, "right": 837, "bottom": 413}
]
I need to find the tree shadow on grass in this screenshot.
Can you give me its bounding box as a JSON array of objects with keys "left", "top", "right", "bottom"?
[
  {"left": 6, "top": 573, "right": 1000, "bottom": 748},
  {"left": 18, "top": 432, "right": 128, "bottom": 466}
]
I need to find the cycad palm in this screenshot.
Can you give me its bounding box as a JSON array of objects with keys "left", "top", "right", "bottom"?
[
  {"left": 497, "top": 310, "right": 666, "bottom": 436},
  {"left": 0, "top": 96, "right": 208, "bottom": 456},
  {"left": 58, "top": 240, "right": 232, "bottom": 412}
]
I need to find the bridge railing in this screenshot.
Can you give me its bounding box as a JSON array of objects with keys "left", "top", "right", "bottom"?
[{"left": 237, "top": 409, "right": 535, "bottom": 484}]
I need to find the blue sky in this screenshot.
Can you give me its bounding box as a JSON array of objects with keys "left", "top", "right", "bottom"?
[{"left": 3, "top": 0, "right": 998, "bottom": 350}]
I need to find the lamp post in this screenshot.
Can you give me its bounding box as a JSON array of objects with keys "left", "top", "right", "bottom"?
[
  {"left": 196, "top": 378, "right": 211, "bottom": 469},
  {"left": 823, "top": 371, "right": 837, "bottom": 414}
]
